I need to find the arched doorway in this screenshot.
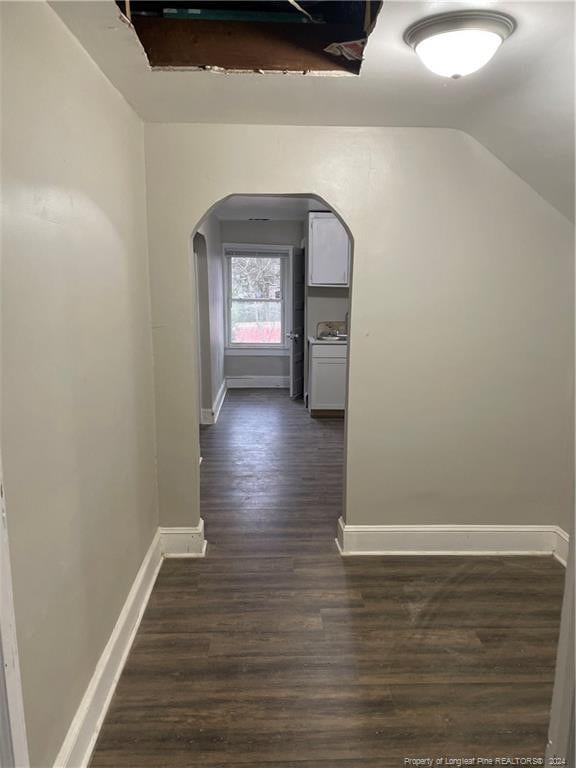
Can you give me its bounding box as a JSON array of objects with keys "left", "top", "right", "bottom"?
[{"left": 189, "top": 193, "right": 354, "bottom": 552}]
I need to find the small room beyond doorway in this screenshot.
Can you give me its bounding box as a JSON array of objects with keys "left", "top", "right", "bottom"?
[{"left": 192, "top": 194, "right": 353, "bottom": 424}]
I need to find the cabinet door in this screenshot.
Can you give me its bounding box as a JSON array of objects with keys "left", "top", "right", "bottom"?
[
  {"left": 308, "top": 214, "right": 350, "bottom": 286},
  {"left": 310, "top": 358, "right": 347, "bottom": 409}
]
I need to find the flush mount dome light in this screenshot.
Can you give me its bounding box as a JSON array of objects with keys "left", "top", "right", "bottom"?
[{"left": 404, "top": 10, "right": 516, "bottom": 79}]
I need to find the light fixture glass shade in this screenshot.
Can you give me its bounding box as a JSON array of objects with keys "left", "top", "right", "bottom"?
[
  {"left": 415, "top": 29, "right": 503, "bottom": 78},
  {"left": 404, "top": 11, "right": 516, "bottom": 79}
]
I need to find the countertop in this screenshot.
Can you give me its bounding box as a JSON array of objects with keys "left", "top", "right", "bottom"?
[{"left": 308, "top": 335, "right": 348, "bottom": 345}]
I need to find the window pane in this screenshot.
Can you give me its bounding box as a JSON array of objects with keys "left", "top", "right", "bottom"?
[
  {"left": 231, "top": 301, "right": 281, "bottom": 344},
  {"left": 230, "top": 257, "right": 282, "bottom": 300}
]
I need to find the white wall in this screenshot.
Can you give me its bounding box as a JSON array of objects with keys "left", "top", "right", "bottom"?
[
  {"left": 193, "top": 232, "right": 213, "bottom": 411},
  {"left": 1, "top": 4, "right": 158, "bottom": 765},
  {"left": 196, "top": 214, "right": 225, "bottom": 409},
  {"left": 145, "top": 124, "right": 574, "bottom": 532},
  {"left": 306, "top": 289, "right": 349, "bottom": 339},
  {"left": 221, "top": 219, "right": 303, "bottom": 246}
]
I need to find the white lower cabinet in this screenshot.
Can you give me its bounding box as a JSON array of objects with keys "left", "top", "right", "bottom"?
[{"left": 308, "top": 342, "right": 347, "bottom": 411}]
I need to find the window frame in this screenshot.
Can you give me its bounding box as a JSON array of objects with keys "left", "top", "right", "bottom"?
[{"left": 223, "top": 243, "right": 292, "bottom": 355}]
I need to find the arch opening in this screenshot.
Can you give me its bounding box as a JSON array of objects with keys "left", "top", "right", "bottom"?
[{"left": 189, "top": 192, "right": 355, "bottom": 551}]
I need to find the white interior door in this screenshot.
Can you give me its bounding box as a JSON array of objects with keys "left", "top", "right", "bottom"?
[{"left": 288, "top": 249, "right": 305, "bottom": 398}]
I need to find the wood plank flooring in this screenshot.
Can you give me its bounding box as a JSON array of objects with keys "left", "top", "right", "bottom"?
[{"left": 90, "top": 389, "right": 565, "bottom": 767}]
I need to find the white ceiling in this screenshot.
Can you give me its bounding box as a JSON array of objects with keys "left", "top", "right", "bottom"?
[
  {"left": 52, "top": 0, "right": 574, "bottom": 220},
  {"left": 213, "top": 194, "right": 330, "bottom": 220}
]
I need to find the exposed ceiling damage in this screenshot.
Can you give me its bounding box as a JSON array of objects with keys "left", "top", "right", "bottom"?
[
  {"left": 51, "top": 1, "right": 574, "bottom": 220},
  {"left": 116, "top": 1, "right": 382, "bottom": 74}
]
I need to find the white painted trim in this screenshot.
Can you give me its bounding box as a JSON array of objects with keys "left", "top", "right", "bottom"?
[
  {"left": 159, "top": 520, "right": 207, "bottom": 558},
  {"left": 336, "top": 518, "right": 569, "bottom": 563},
  {"left": 200, "top": 381, "right": 227, "bottom": 425},
  {"left": 212, "top": 380, "right": 227, "bottom": 422},
  {"left": 226, "top": 376, "right": 289, "bottom": 389},
  {"left": 545, "top": 532, "right": 574, "bottom": 760},
  {"left": 53, "top": 530, "right": 163, "bottom": 768},
  {"left": 200, "top": 408, "right": 214, "bottom": 425},
  {"left": 0, "top": 484, "right": 30, "bottom": 767},
  {"left": 553, "top": 527, "right": 569, "bottom": 566},
  {"left": 225, "top": 348, "right": 289, "bottom": 357},
  {"left": 223, "top": 243, "right": 293, "bottom": 353},
  {"left": 53, "top": 522, "right": 208, "bottom": 768}
]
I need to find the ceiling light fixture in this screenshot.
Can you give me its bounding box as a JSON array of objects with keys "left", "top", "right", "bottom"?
[{"left": 404, "top": 10, "right": 516, "bottom": 79}]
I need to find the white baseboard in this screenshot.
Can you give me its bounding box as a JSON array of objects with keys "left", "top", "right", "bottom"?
[
  {"left": 554, "top": 527, "right": 569, "bottom": 566},
  {"left": 54, "top": 530, "right": 163, "bottom": 768},
  {"left": 200, "top": 381, "right": 227, "bottom": 425},
  {"left": 54, "top": 522, "right": 207, "bottom": 768},
  {"left": 336, "top": 518, "right": 569, "bottom": 565},
  {"left": 226, "top": 376, "right": 289, "bottom": 389},
  {"left": 159, "top": 519, "right": 207, "bottom": 558},
  {"left": 200, "top": 408, "right": 213, "bottom": 425},
  {"left": 212, "top": 380, "right": 227, "bottom": 421}
]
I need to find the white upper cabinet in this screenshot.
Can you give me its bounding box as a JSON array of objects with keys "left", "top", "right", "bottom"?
[{"left": 307, "top": 213, "right": 350, "bottom": 287}]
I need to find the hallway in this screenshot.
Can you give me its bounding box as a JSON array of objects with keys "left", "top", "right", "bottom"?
[
  {"left": 201, "top": 390, "right": 345, "bottom": 558},
  {"left": 90, "top": 390, "right": 564, "bottom": 767}
]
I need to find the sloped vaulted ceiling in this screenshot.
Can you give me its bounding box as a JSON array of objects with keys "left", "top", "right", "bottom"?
[{"left": 52, "top": 0, "right": 574, "bottom": 220}]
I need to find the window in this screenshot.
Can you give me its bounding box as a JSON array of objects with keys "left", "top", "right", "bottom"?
[{"left": 225, "top": 246, "right": 288, "bottom": 350}]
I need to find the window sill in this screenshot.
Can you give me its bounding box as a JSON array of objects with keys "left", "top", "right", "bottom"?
[{"left": 226, "top": 347, "right": 289, "bottom": 357}]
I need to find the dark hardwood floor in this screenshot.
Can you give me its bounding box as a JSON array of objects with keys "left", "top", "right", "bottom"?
[{"left": 90, "top": 389, "right": 565, "bottom": 767}]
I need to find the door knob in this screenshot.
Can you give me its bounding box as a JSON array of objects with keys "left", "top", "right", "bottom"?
[{"left": 287, "top": 332, "right": 299, "bottom": 340}]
